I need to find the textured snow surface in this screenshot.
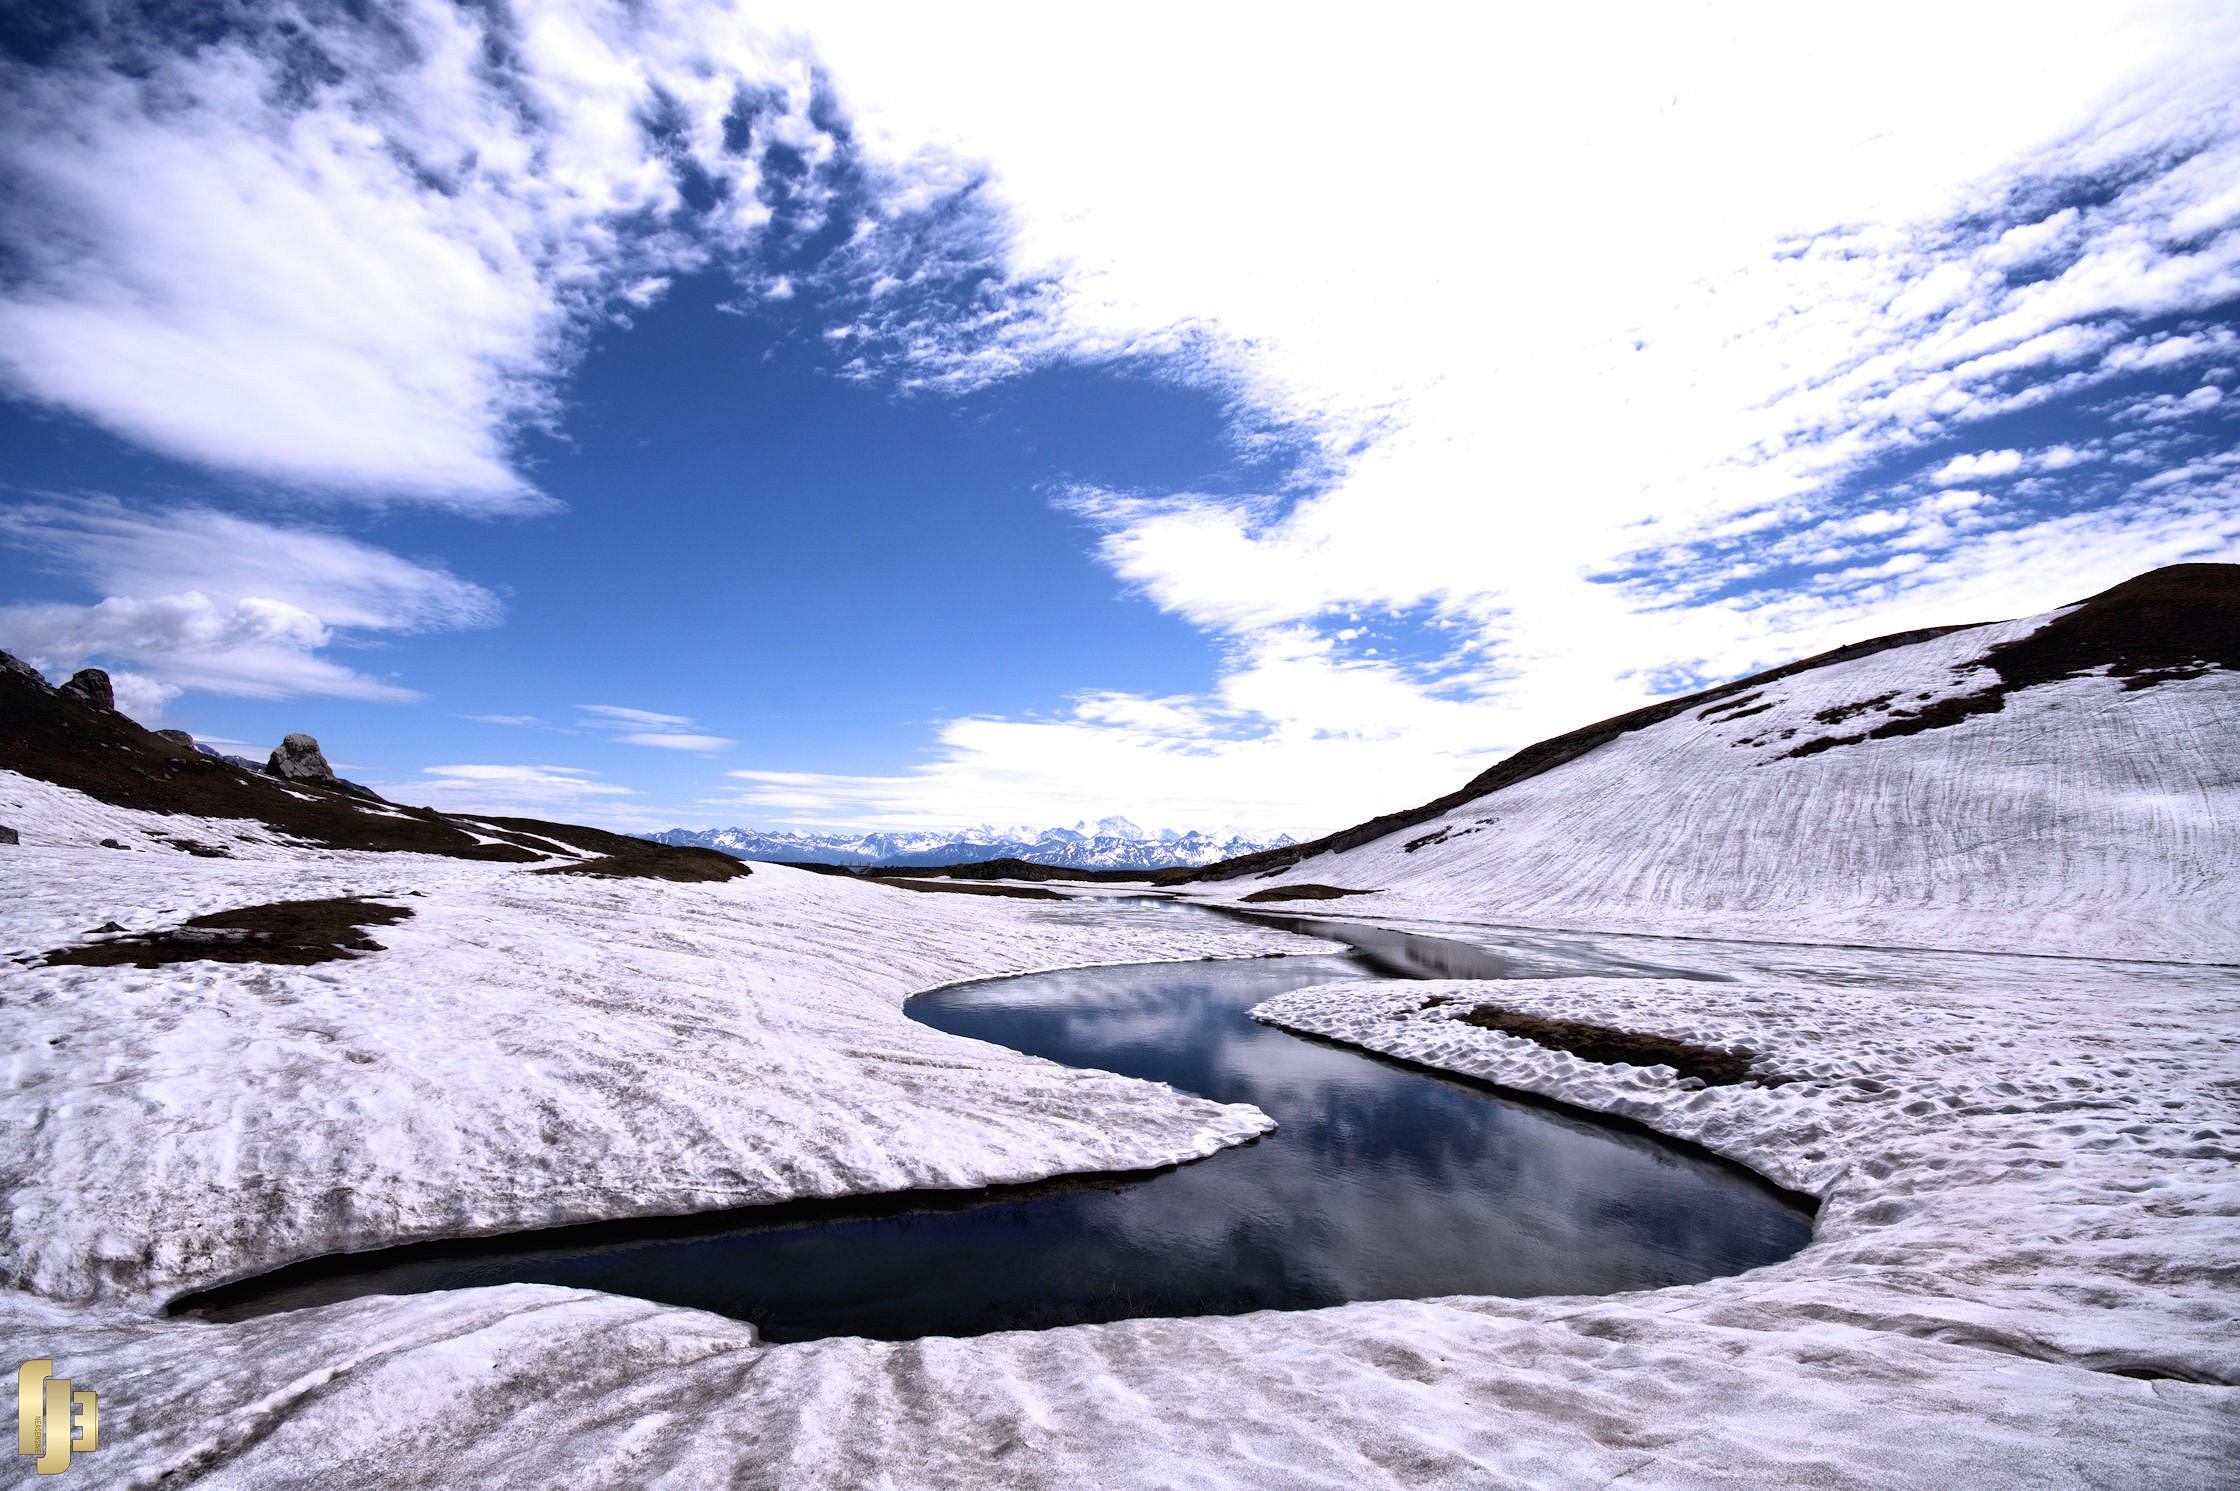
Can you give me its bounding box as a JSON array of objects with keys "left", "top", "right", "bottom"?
[
  {"left": 0, "top": 770, "right": 1306, "bottom": 1306},
  {"left": 1250, "top": 937, "right": 2240, "bottom": 1386},
  {"left": 15, "top": 1277, "right": 2237, "bottom": 1491},
  {"left": 1197, "top": 618, "right": 2240, "bottom": 962},
  {"left": 5, "top": 771, "right": 2237, "bottom": 1487}
]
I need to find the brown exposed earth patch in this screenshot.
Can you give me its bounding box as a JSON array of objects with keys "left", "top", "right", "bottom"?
[
  {"left": 1239, "top": 884, "right": 1377, "bottom": 903},
  {"left": 533, "top": 846, "right": 751, "bottom": 883},
  {"left": 1812, "top": 691, "right": 1899, "bottom": 726},
  {"left": 40, "top": 898, "right": 414, "bottom": 969},
  {"left": 869, "top": 877, "right": 1069, "bottom": 900},
  {"left": 158, "top": 836, "right": 232, "bottom": 858},
  {"left": 1454, "top": 1005, "right": 1773, "bottom": 1087},
  {"left": 1697, "top": 690, "right": 1766, "bottom": 721}
]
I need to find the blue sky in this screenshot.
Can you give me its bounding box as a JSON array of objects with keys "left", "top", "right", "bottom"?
[{"left": 2, "top": 2, "right": 2237, "bottom": 835}]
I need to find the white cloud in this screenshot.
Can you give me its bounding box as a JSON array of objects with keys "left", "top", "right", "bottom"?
[
  {"left": 722, "top": 629, "right": 1531, "bottom": 835},
  {"left": 725, "top": 442, "right": 2240, "bottom": 835},
  {"left": 692, "top": 1, "right": 2240, "bottom": 831},
  {"left": 619, "top": 732, "right": 738, "bottom": 753},
  {"left": 580, "top": 704, "right": 695, "bottom": 730},
  {"left": 0, "top": 3, "right": 845, "bottom": 505},
  {"left": 10, "top": 4, "right": 2239, "bottom": 828},
  {"left": 409, "top": 761, "right": 645, "bottom": 821},
  {"left": 419, "top": 763, "right": 631, "bottom": 792},
  {"left": 1931, "top": 450, "right": 2026, "bottom": 485},
  {"left": 1929, "top": 444, "right": 2101, "bottom": 487},
  {"left": 15, "top": 592, "right": 326, "bottom": 658},
  {"left": 2101, "top": 325, "right": 2240, "bottom": 372},
  {"left": 0, "top": 496, "right": 499, "bottom": 631},
  {"left": 578, "top": 703, "right": 734, "bottom": 753},
  {"left": 0, "top": 495, "right": 497, "bottom": 702},
  {"left": 0, "top": 592, "right": 404, "bottom": 703},
  {"left": 2117, "top": 384, "right": 2226, "bottom": 422},
  {"left": 103, "top": 671, "right": 184, "bottom": 722}
]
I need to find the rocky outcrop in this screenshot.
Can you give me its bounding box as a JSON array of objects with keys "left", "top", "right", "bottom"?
[
  {"left": 156, "top": 729, "right": 197, "bottom": 750},
  {"left": 58, "top": 668, "right": 114, "bottom": 711},
  {"left": 264, "top": 733, "right": 384, "bottom": 802},
  {"left": 266, "top": 732, "right": 337, "bottom": 783},
  {"left": 0, "top": 647, "right": 741, "bottom": 873}
]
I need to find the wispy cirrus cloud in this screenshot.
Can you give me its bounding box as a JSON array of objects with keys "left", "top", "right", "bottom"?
[
  {"left": 579, "top": 704, "right": 695, "bottom": 730},
  {"left": 0, "top": 2, "right": 1083, "bottom": 509},
  {"left": 1, "top": 5, "right": 593, "bottom": 506},
  {"left": 417, "top": 763, "right": 631, "bottom": 795},
  {"left": 407, "top": 762, "right": 642, "bottom": 820},
  {"left": 0, "top": 495, "right": 499, "bottom": 630},
  {"left": 621, "top": 733, "right": 738, "bottom": 752},
  {"left": 579, "top": 703, "right": 735, "bottom": 754},
  {"left": 706, "top": 4, "right": 2240, "bottom": 832},
  {"left": 406, "top": 760, "right": 704, "bottom": 831},
  {"left": 0, "top": 1, "right": 1091, "bottom": 726},
  {"left": 8, "top": 3, "right": 2238, "bottom": 831}
]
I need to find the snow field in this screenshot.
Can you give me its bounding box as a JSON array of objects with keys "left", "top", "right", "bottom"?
[
  {"left": 1, "top": 771, "right": 1310, "bottom": 1306},
  {"left": 4, "top": 764, "right": 2237, "bottom": 1487},
  {"left": 1197, "top": 618, "right": 2240, "bottom": 963},
  {"left": 1252, "top": 955, "right": 2240, "bottom": 1385}
]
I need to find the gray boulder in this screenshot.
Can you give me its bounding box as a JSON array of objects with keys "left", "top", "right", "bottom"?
[
  {"left": 267, "top": 732, "right": 336, "bottom": 782},
  {"left": 59, "top": 668, "right": 113, "bottom": 710},
  {"left": 0, "top": 825, "right": 17, "bottom": 846},
  {"left": 156, "top": 729, "right": 197, "bottom": 751},
  {"left": 265, "top": 733, "right": 385, "bottom": 802}
]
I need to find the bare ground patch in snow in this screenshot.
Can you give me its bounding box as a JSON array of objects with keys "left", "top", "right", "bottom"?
[{"left": 37, "top": 897, "right": 413, "bottom": 969}]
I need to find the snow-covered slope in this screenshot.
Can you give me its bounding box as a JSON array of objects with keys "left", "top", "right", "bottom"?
[
  {"left": 648, "top": 818, "right": 1297, "bottom": 869},
  {"left": 7, "top": 910, "right": 2234, "bottom": 1489},
  {"left": 0, "top": 769, "right": 1311, "bottom": 1307},
  {"left": 4, "top": 572, "right": 2236, "bottom": 1488},
  {"left": 1191, "top": 566, "right": 2240, "bottom": 961},
  {"left": 0, "top": 650, "right": 747, "bottom": 882}
]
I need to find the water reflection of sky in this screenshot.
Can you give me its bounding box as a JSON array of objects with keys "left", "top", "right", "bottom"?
[{"left": 187, "top": 927, "right": 1810, "bottom": 1342}]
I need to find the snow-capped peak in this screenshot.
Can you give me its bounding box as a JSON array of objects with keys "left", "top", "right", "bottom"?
[{"left": 644, "top": 820, "right": 1299, "bottom": 870}]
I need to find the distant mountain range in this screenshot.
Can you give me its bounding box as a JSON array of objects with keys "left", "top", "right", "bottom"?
[{"left": 642, "top": 816, "right": 1298, "bottom": 870}]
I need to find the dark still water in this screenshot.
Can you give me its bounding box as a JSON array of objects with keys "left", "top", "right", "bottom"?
[{"left": 178, "top": 915, "right": 1813, "bottom": 1341}]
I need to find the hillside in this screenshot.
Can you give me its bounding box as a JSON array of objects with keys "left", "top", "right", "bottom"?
[
  {"left": 1188, "top": 564, "right": 2240, "bottom": 960},
  {"left": 0, "top": 652, "right": 746, "bottom": 883}
]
